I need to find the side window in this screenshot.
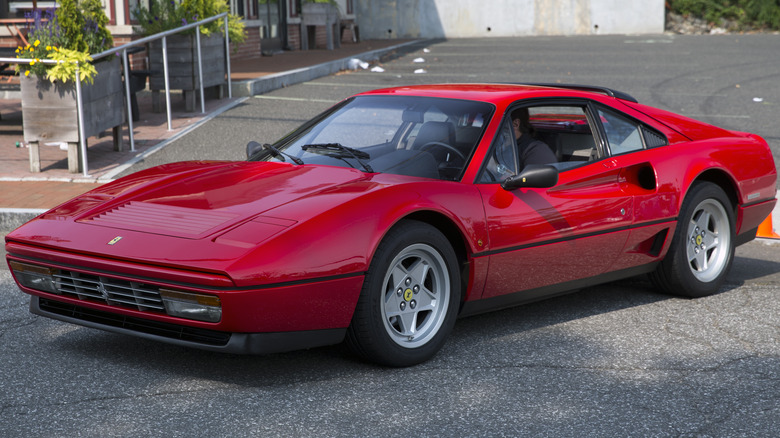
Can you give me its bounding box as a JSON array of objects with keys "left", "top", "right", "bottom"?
[
  {"left": 527, "top": 106, "right": 597, "bottom": 165},
  {"left": 479, "top": 104, "right": 604, "bottom": 182},
  {"left": 479, "top": 119, "right": 517, "bottom": 183},
  {"left": 598, "top": 108, "right": 644, "bottom": 155}
]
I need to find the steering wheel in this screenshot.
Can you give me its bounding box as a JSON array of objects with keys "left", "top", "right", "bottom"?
[{"left": 417, "top": 141, "right": 467, "bottom": 161}]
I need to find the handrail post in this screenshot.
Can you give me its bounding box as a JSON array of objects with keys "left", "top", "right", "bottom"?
[
  {"left": 224, "top": 15, "right": 232, "bottom": 99},
  {"left": 196, "top": 25, "right": 205, "bottom": 114},
  {"left": 162, "top": 35, "right": 173, "bottom": 131},
  {"left": 74, "top": 64, "right": 89, "bottom": 177},
  {"left": 122, "top": 49, "right": 136, "bottom": 152},
  {"left": 1, "top": 12, "right": 232, "bottom": 174}
]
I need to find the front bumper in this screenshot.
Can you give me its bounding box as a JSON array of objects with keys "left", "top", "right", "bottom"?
[
  {"left": 32, "top": 296, "right": 347, "bottom": 354},
  {"left": 7, "top": 243, "right": 365, "bottom": 354}
]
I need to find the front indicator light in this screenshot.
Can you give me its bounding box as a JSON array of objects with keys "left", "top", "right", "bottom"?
[
  {"left": 159, "top": 289, "right": 222, "bottom": 323},
  {"left": 9, "top": 261, "right": 58, "bottom": 294}
]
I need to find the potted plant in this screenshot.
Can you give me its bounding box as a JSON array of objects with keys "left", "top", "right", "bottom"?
[
  {"left": 16, "top": 0, "right": 123, "bottom": 173},
  {"left": 133, "top": 0, "right": 246, "bottom": 112}
]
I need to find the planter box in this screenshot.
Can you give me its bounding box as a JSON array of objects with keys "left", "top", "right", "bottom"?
[
  {"left": 301, "top": 3, "right": 341, "bottom": 50},
  {"left": 148, "top": 33, "right": 227, "bottom": 112},
  {"left": 21, "top": 56, "right": 124, "bottom": 173}
]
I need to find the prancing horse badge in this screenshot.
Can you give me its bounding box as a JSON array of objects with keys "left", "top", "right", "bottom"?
[{"left": 108, "top": 236, "right": 123, "bottom": 245}]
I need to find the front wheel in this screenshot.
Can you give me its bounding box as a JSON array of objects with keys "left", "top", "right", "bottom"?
[
  {"left": 650, "top": 182, "right": 735, "bottom": 298},
  {"left": 346, "top": 220, "right": 460, "bottom": 367}
]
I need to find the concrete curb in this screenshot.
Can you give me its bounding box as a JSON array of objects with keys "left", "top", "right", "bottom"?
[
  {"left": 1, "top": 209, "right": 46, "bottom": 233},
  {"left": 231, "top": 40, "right": 424, "bottom": 97}
]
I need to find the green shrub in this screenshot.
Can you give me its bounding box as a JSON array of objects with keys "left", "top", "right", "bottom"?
[
  {"left": 668, "top": 0, "right": 780, "bottom": 29},
  {"left": 133, "top": 0, "right": 246, "bottom": 44}
]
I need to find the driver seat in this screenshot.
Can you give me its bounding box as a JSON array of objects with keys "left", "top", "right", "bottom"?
[{"left": 412, "top": 121, "right": 455, "bottom": 150}]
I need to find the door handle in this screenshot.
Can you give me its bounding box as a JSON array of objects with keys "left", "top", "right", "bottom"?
[{"left": 603, "top": 159, "right": 618, "bottom": 169}]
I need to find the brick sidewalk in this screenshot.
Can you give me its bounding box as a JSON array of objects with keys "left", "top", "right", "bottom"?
[{"left": 0, "top": 39, "right": 412, "bottom": 210}]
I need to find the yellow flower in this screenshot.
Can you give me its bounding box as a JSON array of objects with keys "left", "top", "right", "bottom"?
[
  {"left": 46, "top": 46, "right": 51, "bottom": 51},
  {"left": 34, "top": 40, "right": 40, "bottom": 47},
  {"left": 30, "top": 59, "right": 35, "bottom": 65},
  {"left": 24, "top": 70, "right": 29, "bottom": 76}
]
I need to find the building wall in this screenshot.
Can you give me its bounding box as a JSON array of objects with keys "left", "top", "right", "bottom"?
[{"left": 354, "top": 0, "right": 665, "bottom": 39}]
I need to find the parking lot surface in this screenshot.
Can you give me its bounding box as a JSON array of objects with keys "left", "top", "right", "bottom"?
[{"left": 3, "top": 35, "right": 780, "bottom": 437}]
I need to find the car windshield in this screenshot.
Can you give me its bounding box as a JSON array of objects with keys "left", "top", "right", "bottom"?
[{"left": 249, "top": 95, "right": 494, "bottom": 181}]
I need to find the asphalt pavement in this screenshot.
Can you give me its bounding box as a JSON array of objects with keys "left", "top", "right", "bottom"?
[
  {"left": 3, "top": 34, "right": 780, "bottom": 437},
  {"left": 115, "top": 34, "right": 780, "bottom": 176}
]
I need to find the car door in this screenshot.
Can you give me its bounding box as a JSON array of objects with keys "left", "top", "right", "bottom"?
[
  {"left": 476, "top": 102, "right": 635, "bottom": 299},
  {"left": 588, "top": 103, "right": 679, "bottom": 272}
]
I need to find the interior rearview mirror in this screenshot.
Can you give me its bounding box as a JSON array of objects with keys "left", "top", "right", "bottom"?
[{"left": 246, "top": 141, "right": 265, "bottom": 159}]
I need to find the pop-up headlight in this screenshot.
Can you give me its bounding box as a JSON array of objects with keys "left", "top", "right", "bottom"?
[
  {"left": 159, "top": 289, "right": 222, "bottom": 323},
  {"left": 9, "top": 261, "right": 58, "bottom": 294}
]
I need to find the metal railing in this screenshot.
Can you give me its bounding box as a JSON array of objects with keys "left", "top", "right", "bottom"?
[{"left": 0, "top": 12, "right": 232, "bottom": 177}]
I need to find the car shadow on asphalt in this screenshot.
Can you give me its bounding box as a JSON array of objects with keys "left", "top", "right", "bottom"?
[
  {"left": 39, "top": 242, "right": 780, "bottom": 382},
  {"left": 729, "top": 240, "right": 780, "bottom": 285},
  {"left": 46, "top": 278, "right": 668, "bottom": 378}
]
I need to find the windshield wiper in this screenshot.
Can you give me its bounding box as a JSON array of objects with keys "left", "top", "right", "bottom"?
[
  {"left": 262, "top": 142, "right": 304, "bottom": 165},
  {"left": 302, "top": 143, "right": 374, "bottom": 173}
]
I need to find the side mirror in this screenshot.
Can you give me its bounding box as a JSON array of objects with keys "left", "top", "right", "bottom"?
[
  {"left": 501, "top": 164, "right": 558, "bottom": 191},
  {"left": 246, "top": 141, "right": 265, "bottom": 159}
]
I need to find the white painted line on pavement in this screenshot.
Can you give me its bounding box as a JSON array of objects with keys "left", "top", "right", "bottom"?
[
  {"left": 253, "top": 95, "right": 339, "bottom": 103},
  {"left": 684, "top": 114, "right": 751, "bottom": 119}
]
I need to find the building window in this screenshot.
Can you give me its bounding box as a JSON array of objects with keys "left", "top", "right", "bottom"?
[{"left": 290, "top": 0, "right": 300, "bottom": 17}]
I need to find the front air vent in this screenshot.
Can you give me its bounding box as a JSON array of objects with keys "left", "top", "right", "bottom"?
[
  {"left": 53, "top": 269, "right": 165, "bottom": 313},
  {"left": 82, "top": 201, "right": 238, "bottom": 238}
]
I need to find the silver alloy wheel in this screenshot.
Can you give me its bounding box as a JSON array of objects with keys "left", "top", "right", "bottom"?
[
  {"left": 686, "top": 198, "right": 731, "bottom": 283},
  {"left": 380, "top": 243, "right": 450, "bottom": 349}
]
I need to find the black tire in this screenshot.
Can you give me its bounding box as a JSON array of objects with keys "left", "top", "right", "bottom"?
[
  {"left": 346, "top": 220, "right": 460, "bottom": 367},
  {"left": 650, "top": 182, "right": 735, "bottom": 298}
]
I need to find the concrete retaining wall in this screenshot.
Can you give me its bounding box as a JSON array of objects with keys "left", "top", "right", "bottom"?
[{"left": 355, "top": 0, "right": 665, "bottom": 38}]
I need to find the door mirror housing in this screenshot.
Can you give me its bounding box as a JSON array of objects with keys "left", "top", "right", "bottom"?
[{"left": 501, "top": 164, "right": 559, "bottom": 190}]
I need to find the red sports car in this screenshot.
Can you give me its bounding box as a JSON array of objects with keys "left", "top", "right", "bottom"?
[{"left": 6, "top": 84, "right": 777, "bottom": 366}]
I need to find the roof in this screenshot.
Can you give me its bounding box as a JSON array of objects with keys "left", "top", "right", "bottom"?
[{"left": 356, "top": 83, "right": 638, "bottom": 104}]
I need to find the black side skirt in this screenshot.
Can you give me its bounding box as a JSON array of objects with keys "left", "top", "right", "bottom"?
[{"left": 459, "top": 263, "right": 659, "bottom": 318}]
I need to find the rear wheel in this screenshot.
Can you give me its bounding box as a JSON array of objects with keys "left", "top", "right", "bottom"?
[
  {"left": 650, "top": 182, "right": 735, "bottom": 297},
  {"left": 346, "top": 220, "right": 460, "bottom": 367}
]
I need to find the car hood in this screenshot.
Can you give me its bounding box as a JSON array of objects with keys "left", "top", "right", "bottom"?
[
  {"left": 52, "top": 161, "right": 368, "bottom": 238},
  {"left": 7, "top": 161, "right": 377, "bottom": 277}
]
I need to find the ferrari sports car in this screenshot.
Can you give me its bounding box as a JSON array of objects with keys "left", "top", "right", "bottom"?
[{"left": 6, "top": 84, "right": 777, "bottom": 366}]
